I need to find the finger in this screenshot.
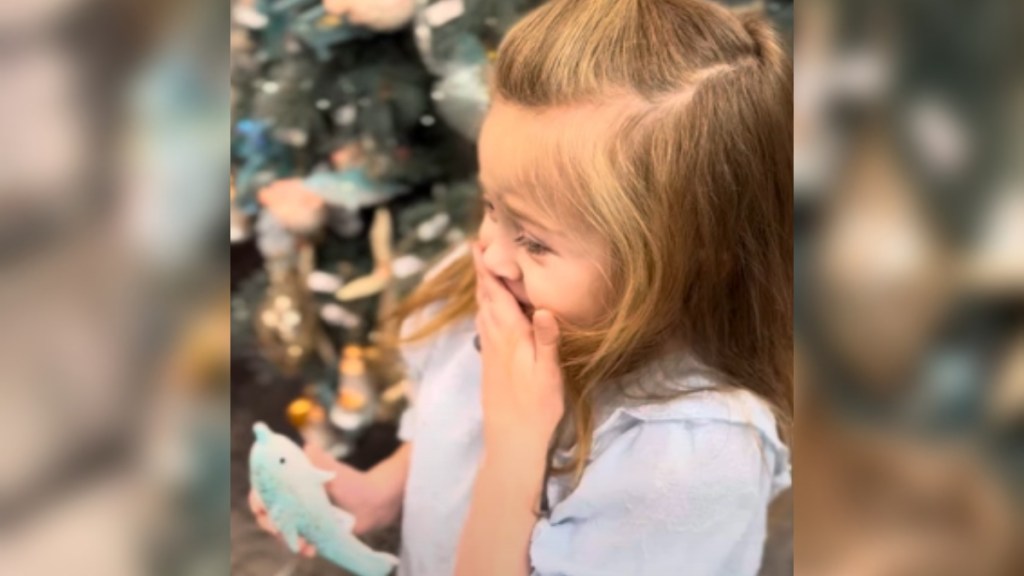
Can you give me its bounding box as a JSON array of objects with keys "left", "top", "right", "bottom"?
[
  {"left": 304, "top": 441, "right": 333, "bottom": 467},
  {"left": 298, "top": 538, "right": 316, "bottom": 557},
  {"left": 250, "top": 491, "right": 281, "bottom": 536},
  {"left": 532, "top": 310, "right": 561, "bottom": 367},
  {"left": 469, "top": 246, "right": 520, "bottom": 315},
  {"left": 475, "top": 306, "right": 496, "bottom": 352},
  {"left": 471, "top": 243, "right": 492, "bottom": 303},
  {"left": 480, "top": 287, "right": 531, "bottom": 348},
  {"left": 471, "top": 243, "right": 531, "bottom": 340},
  {"left": 472, "top": 244, "right": 485, "bottom": 304},
  {"left": 324, "top": 0, "right": 349, "bottom": 17},
  {"left": 475, "top": 273, "right": 486, "bottom": 309},
  {"left": 471, "top": 243, "right": 512, "bottom": 308},
  {"left": 254, "top": 512, "right": 279, "bottom": 536},
  {"left": 474, "top": 310, "right": 485, "bottom": 337},
  {"left": 249, "top": 489, "right": 265, "bottom": 514},
  {"left": 484, "top": 281, "right": 528, "bottom": 329}
]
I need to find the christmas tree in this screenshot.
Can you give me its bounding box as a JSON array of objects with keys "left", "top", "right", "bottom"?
[{"left": 230, "top": 0, "right": 545, "bottom": 461}]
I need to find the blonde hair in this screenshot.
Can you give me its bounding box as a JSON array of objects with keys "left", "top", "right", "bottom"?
[{"left": 393, "top": 0, "right": 793, "bottom": 485}]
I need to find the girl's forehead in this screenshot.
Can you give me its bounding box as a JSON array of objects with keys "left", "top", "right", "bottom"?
[
  {"left": 479, "top": 105, "right": 600, "bottom": 199},
  {"left": 481, "top": 99, "right": 627, "bottom": 153}
]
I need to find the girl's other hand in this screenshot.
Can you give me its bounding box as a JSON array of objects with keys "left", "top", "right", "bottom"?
[{"left": 305, "top": 442, "right": 404, "bottom": 535}]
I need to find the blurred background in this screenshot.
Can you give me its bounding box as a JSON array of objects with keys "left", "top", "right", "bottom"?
[
  {"left": 793, "top": 0, "right": 1024, "bottom": 574},
  {"left": 1, "top": 0, "right": 1021, "bottom": 575},
  {"left": 0, "top": 0, "right": 229, "bottom": 575}
]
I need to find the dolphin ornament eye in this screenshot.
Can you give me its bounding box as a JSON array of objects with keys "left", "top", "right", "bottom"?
[{"left": 280, "top": 458, "right": 286, "bottom": 464}]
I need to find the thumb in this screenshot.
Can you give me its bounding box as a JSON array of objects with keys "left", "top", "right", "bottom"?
[
  {"left": 304, "top": 441, "right": 334, "bottom": 468},
  {"left": 532, "top": 310, "right": 561, "bottom": 365},
  {"left": 324, "top": 0, "right": 351, "bottom": 17}
]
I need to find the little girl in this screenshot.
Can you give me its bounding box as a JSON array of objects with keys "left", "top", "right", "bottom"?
[{"left": 254, "top": 0, "right": 793, "bottom": 574}]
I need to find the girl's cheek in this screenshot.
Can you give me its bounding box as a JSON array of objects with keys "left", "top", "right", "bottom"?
[{"left": 519, "top": 267, "right": 544, "bottom": 303}]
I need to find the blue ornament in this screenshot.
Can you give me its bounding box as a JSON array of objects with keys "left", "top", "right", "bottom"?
[
  {"left": 234, "top": 119, "right": 292, "bottom": 209},
  {"left": 304, "top": 167, "right": 406, "bottom": 211}
]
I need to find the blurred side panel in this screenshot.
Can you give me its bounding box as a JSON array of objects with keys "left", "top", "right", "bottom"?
[
  {"left": 794, "top": 0, "right": 1024, "bottom": 574},
  {"left": 0, "top": 0, "right": 229, "bottom": 574}
]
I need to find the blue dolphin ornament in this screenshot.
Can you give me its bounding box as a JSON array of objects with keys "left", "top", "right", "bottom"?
[
  {"left": 249, "top": 422, "right": 398, "bottom": 576},
  {"left": 304, "top": 167, "right": 406, "bottom": 211}
]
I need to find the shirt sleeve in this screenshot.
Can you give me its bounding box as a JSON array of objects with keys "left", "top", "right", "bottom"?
[
  {"left": 395, "top": 308, "right": 436, "bottom": 443},
  {"left": 395, "top": 242, "right": 472, "bottom": 443},
  {"left": 529, "top": 417, "right": 782, "bottom": 576}
]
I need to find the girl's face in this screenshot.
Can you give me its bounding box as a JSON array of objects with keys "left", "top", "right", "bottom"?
[{"left": 476, "top": 102, "right": 610, "bottom": 329}]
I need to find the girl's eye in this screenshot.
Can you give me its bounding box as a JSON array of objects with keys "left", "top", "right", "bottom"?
[{"left": 514, "top": 235, "right": 549, "bottom": 255}]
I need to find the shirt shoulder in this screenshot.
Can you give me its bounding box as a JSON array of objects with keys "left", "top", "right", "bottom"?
[
  {"left": 533, "top": 379, "right": 791, "bottom": 575},
  {"left": 565, "top": 360, "right": 792, "bottom": 504},
  {"left": 592, "top": 356, "right": 788, "bottom": 461}
]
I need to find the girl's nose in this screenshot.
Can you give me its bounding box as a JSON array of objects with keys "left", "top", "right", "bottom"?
[{"left": 480, "top": 234, "right": 521, "bottom": 282}]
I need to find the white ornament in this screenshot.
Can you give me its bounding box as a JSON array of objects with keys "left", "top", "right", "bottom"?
[
  {"left": 307, "top": 271, "right": 343, "bottom": 294},
  {"left": 423, "top": 0, "right": 464, "bottom": 27},
  {"left": 391, "top": 255, "right": 427, "bottom": 279}
]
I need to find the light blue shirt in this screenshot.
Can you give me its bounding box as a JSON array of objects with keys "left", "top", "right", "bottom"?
[{"left": 396, "top": 297, "right": 791, "bottom": 576}]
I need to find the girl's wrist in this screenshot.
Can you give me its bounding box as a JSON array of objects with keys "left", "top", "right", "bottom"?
[
  {"left": 477, "top": 451, "right": 546, "bottom": 513},
  {"left": 329, "top": 470, "right": 399, "bottom": 534},
  {"left": 484, "top": 419, "right": 556, "bottom": 456},
  {"left": 366, "top": 466, "right": 405, "bottom": 511},
  {"left": 482, "top": 434, "right": 550, "bottom": 482},
  {"left": 360, "top": 444, "right": 412, "bottom": 531}
]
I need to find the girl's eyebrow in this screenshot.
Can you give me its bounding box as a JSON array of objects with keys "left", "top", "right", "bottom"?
[
  {"left": 505, "top": 201, "right": 554, "bottom": 234},
  {"left": 480, "top": 179, "right": 555, "bottom": 234}
]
